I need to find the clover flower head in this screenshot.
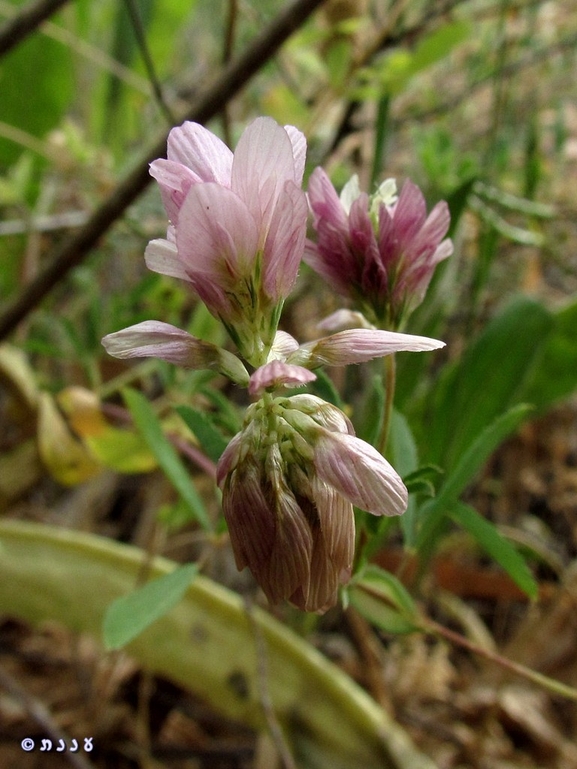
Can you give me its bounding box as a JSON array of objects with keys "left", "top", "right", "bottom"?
[
  {"left": 305, "top": 168, "right": 453, "bottom": 327},
  {"left": 145, "top": 117, "right": 308, "bottom": 363}
]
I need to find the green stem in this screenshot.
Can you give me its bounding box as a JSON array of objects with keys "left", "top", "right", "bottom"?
[
  {"left": 376, "top": 353, "right": 396, "bottom": 455},
  {"left": 424, "top": 617, "right": 577, "bottom": 702}
]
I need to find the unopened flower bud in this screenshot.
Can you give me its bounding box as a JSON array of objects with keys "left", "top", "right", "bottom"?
[{"left": 218, "top": 393, "right": 407, "bottom": 612}]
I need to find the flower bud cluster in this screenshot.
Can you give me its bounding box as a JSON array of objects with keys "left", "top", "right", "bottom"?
[{"left": 217, "top": 394, "right": 406, "bottom": 612}]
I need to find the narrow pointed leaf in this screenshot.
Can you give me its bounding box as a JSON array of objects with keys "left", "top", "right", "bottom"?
[
  {"left": 350, "top": 566, "right": 420, "bottom": 634},
  {"left": 417, "top": 404, "right": 533, "bottom": 553},
  {"left": 103, "top": 563, "right": 198, "bottom": 650},
  {"left": 450, "top": 502, "right": 537, "bottom": 599},
  {"left": 176, "top": 405, "right": 229, "bottom": 463},
  {"left": 123, "top": 388, "right": 210, "bottom": 530}
]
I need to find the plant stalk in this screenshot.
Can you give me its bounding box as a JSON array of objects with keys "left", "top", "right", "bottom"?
[
  {"left": 424, "top": 617, "right": 577, "bottom": 702},
  {"left": 377, "top": 353, "right": 396, "bottom": 455}
]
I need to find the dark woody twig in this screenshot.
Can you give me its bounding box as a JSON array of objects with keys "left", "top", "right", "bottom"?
[
  {"left": 0, "top": 0, "right": 327, "bottom": 342},
  {"left": 0, "top": 0, "right": 71, "bottom": 58}
]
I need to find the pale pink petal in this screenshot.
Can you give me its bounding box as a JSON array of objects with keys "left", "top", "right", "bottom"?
[
  {"left": 149, "top": 159, "right": 197, "bottom": 222},
  {"left": 176, "top": 183, "right": 259, "bottom": 285},
  {"left": 314, "top": 480, "right": 355, "bottom": 577},
  {"left": 284, "top": 124, "right": 307, "bottom": 184},
  {"left": 287, "top": 329, "right": 445, "bottom": 367},
  {"left": 144, "top": 238, "right": 189, "bottom": 281},
  {"left": 267, "top": 331, "right": 300, "bottom": 361},
  {"left": 317, "top": 309, "right": 375, "bottom": 331},
  {"left": 166, "top": 122, "right": 233, "bottom": 185},
  {"left": 249, "top": 361, "right": 316, "bottom": 396},
  {"left": 312, "top": 477, "right": 355, "bottom": 584},
  {"left": 102, "top": 321, "right": 249, "bottom": 383},
  {"left": 314, "top": 432, "right": 408, "bottom": 516},
  {"left": 262, "top": 180, "right": 308, "bottom": 301},
  {"left": 102, "top": 321, "right": 211, "bottom": 366},
  {"left": 433, "top": 237, "right": 454, "bottom": 264},
  {"left": 231, "top": 117, "right": 297, "bottom": 232}
]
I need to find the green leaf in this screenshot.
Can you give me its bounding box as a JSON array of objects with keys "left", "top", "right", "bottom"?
[
  {"left": 356, "top": 374, "right": 385, "bottom": 444},
  {"left": 387, "top": 409, "right": 419, "bottom": 477},
  {"left": 417, "top": 403, "right": 533, "bottom": 553},
  {"left": 387, "top": 409, "right": 420, "bottom": 546},
  {"left": 436, "top": 403, "right": 532, "bottom": 505},
  {"left": 422, "top": 296, "right": 552, "bottom": 471},
  {"left": 176, "top": 405, "right": 229, "bottom": 464},
  {"left": 350, "top": 566, "right": 420, "bottom": 634},
  {"left": 403, "top": 468, "right": 442, "bottom": 498},
  {"left": 365, "top": 20, "right": 471, "bottom": 97},
  {"left": 86, "top": 428, "right": 157, "bottom": 474},
  {"left": 123, "top": 388, "right": 210, "bottom": 530},
  {"left": 450, "top": 502, "right": 538, "bottom": 599},
  {"left": 103, "top": 563, "right": 198, "bottom": 649},
  {"left": 408, "top": 21, "right": 471, "bottom": 76},
  {"left": 0, "top": 31, "right": 74, "bottom": 165},
  {"left": 325, "top": 38, "right": 352, "bottom": 90},
  {"left": 521, "top": 297, "right": 577, "bottom": 411}
]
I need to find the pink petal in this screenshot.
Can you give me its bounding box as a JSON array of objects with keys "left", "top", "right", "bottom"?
[
  {"left": 284, "top": 124, "right": 307, "bottom": 184},
  {"left": 433, "top": 237, "right": 454, "bottom": 264},
  {"left": 268, "top": 331, "right": 300, "bottom": 361},
  {"left": 166, "top": 121, "right": 233, "bottom": 185},
  {"left": 144, "top": 238, "right": 189, "bottom": 281},
  {"left": 149, "top": 159, "right": 197, "bottom": 222},
  {"left": 392, "top": 180, "right": 427, "bottom": 246},
  {"left": 102, "top": 321, "right": 212, "bottom": 366},
  {"left": 314, "top": 432, "right": 408, "bottom": 516},
  {"left": 249, "top": 361, "right": 316, "bottom": 396},
  {"left": 306, "top": 167, "right": 347, "bottom": 229},
  {"left": 262, "top": 180, "right": 308, "bottom": 301},
  {"left": 316, "top": 310, "right": 374, "bottom": 331},
  {"left": 102, "top": 321, "right": 249, "bottom": 383},
  {"left": 287, "top": 329, "right": 445, "bottom": 367},
  {"left": 232, "top": 117, "right": 299, "bottom": 234},
  {"left": 176, "top": 183, "right": 259, "bottom": 287},
  {"left": 412, "top": 200, "right": 451, "bottom": 255}
]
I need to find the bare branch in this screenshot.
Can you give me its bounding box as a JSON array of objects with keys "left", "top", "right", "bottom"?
[{"left": 0, "top": 0, "right": 71, "bottom": 58}]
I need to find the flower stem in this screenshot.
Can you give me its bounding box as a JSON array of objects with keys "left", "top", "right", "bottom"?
[
  {"left": 424, "top": 617, "right": 577, "bottom": 702},
  {"left": 376, "top": 353, "right": 396, "bottom": 455}
]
